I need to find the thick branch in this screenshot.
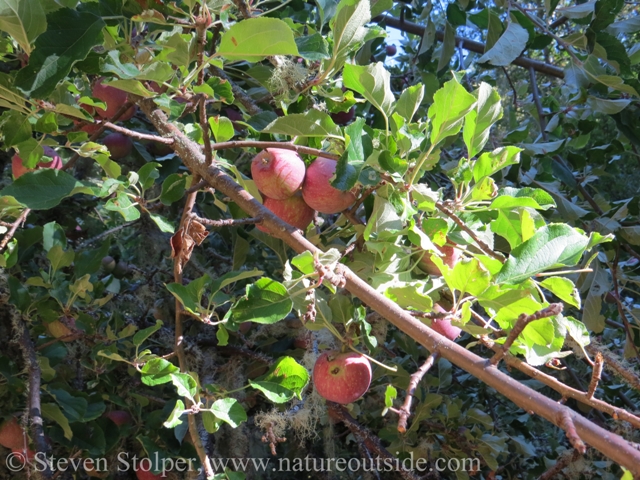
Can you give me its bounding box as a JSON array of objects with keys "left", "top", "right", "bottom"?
[
  {"left": 190, "top": 213, "right": 261, "bottom": 228},
  {"left": 398, "top": 352, "right": 439, "bottom": 433},
  {"left": 136, "top": 97, "right": 640, "bottom": 476},
  {"left": 480, "top": 337, "right": 640, "bottom": 428},
  {"left": 376, "top": 15, "right": 565, "bottom": 79},
  {"left": 15, "top": 319, "right": 51, "bottom": 479}
]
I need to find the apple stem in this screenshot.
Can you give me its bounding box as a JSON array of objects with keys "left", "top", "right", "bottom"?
[{"left": 347, "top": 345, "right": 397, "bottom": 372}]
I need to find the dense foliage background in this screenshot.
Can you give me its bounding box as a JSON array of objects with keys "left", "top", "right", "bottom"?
[{"left": 0, "top": 0, "right": 640, "bottom": 479}]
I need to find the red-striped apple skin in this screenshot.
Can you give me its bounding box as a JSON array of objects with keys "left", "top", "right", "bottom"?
[{"left": 313, "top": 351, "right": 372, "bottom": 404}]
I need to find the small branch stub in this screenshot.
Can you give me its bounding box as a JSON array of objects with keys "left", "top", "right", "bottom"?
[
  {"left": 557, "top": 410, "right": 587, "bottom": 454},
  {"left": 587, "top": 352, "right": 604, "bottom": 399}
]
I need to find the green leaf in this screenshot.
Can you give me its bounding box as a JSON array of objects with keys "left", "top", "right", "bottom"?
[
  {"left": 231, "top": 278, "right": 293, "bottom": 324},
  {"left": 166, "top": 275, "right": 210, "bottom": 314},
  {"left": 104, "top": 192, "right": 140, "bottom": 221},
  {"left": 41, "top": 403, "right": 73, "bottom": 440},
  {"left": 170, "top": 373, "right": 197, "bottom": 402},
  {"left": 394, "top": 83, "right": 424, "bottom": 122},
  {"left": 1, "top": 169, "right": 80, "bottom": 210},
  {"left": 48, "top": 388, "right": 87, "bottom": 423},
  {"left": 343, "top": 62, "right": 394, "bottom": 118},
  {"left": 442, "top": 257, "right": 491, "bottom": 297},
  {"left": 15, "top": 8, "right": 105, "bottom": 97},
  {"left": 495, "top": 225, "right": 590, "bottom": 284},
  {"left": 161, "top": 173, "right": 187, "bottom": 206},
  {"left": 326, "top": 0, "right": 371, "bottom": 73},
  {"left": 262, "top": 110, "right": 342, "bottom": 139},
  {"left": 478, "top": 21, "right": 529, "bottom": 67},
  {"left": 47, "top": 245, "right": 74, "bottom": 273},
  {"left": 539, "top": 277, "right": 580, "bottom": 308},
  {"left": 218, "top": 17, "right": 299, "bottom": 62},
  {"left": 137, "top": 162, "right": 160, "bottom": 191},
  {"left": 473, "top": 146, "right": 521, "bottom": 182},
  {"left": 148, "top": 213, "right": 174, "bottom": 234},
  {"left": 0, "top": 0, "right": 46, "bottom": 56},
  {"left": 428, "top": 77, "right": 476, "bottom": 145},
  {"left": 133, "top": 320, "right": 162, "bottom": 347},
  {"left": 211, "top": 398, "right": 247, "bottom": 428},
  {"left": 253, "top": 356, "right": 309, "bottom": 400},
  {"left": 209, "top": 116, "right": 234, "bottom": 143},
  {"left": 2, "top": 111, "right": 32, "bottom": 148},
  {"left": 385, "top": 283, "right": 433, "bottom": 311},
  {"left": 248, "top": 381, "right": 295, "bottom": 403},
  {"left": 464, "top": 83, "right": 503, "bottom": 158},
  {"left": 140, "top": 358, "right": 180, "bottom": 386},
  {"left": 163, "top": 399, "right": 185, "bottom": 428},
  {"left": 295, "top": 33, "right": 330, "bottom": 60},
  {"left": 384, "top": 385, "right": 397, "bottom": 408}
]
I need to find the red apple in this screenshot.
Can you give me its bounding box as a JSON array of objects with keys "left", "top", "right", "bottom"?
[
  {"left": 92, "top": 78, "right": 136, "bottom": 121},
  {"left": 146, "top": 141, "right": 173, "bottom": 157},
  {"left": 135, "top": 463, "right": 167, "bottom": 480},
  {"left": 251, "top": 148, "right": 306, "bottom": 200},
  {"left": 386, "top": 45, "right": 397, "bottom": 57},
  {"left": 257, "top": 194, "right": 315, "bottom": 233},
  {"left": 105, "top": 410, "right": 132, "bottom": 426},
  {"left": 430, "top": 304, "right": 461, "bottom": 341},
  {"left": 417, "top": 240, "right": 460, "bottom": 277},
  {"left": 313, "top": 351, "right": 372, "bottom": 404},
  {"left": 330, "top": 106, "right": 355, "bottom": 125},
  {"left": 103, "top": 133, "right": 133, "bottom": 159},
  {"left": 0, "top": 417, "right": 25, "bottom": 450},
  {"left": 12, "top": 146, "right": 63, "bottom": 179},
  {"left": 302, "top": 157, "right": 356, "bottom": 214}
]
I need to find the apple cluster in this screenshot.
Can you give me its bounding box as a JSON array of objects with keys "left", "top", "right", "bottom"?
[{"left": 251, "top": 149, "right": 357, "bottom": 233}]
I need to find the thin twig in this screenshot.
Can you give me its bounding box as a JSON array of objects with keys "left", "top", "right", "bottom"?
[
  {"left": 191, "top": 214, "right": 261, "bottom": 228},
  {"left": 100, "top": 121, "right": 174, "bottom": 144},
  {"left": 64, "top": 101, "right": 135, "bottom": 171},
  {"left": 398, "top": 352, "right": 439, "bottom": 433},
  {"left": 529, "top": 67, "right": 547, "bottom": 135},
  {"left": 490, "top": 304, "right": 563, "bottom": 365},
  {"left": 75, "top": 220, "right": 140, "bottom": 249},
  {"left": 211, "top": 140, "right": 340, "bottom": 160},
  {"left": 376, "top": 15, "right": 564, "bottom": 78},
  {"left": 502, "top": 67, "right": 518, "bottom": 107},
  {"left": 587, "top": 353, "right": 604, "bottom": 399},
  {"left": 435, "top": 201, "right": 503, "bottom": 261},
  {"left": 537, "top": 449, "right": 581, "bottom": 480},
  {"left": 611, "top": 249, "right": 640, "bottom": 359},
  {"left": 327, "top": 403, "right": 422, "bottom": 480},
  {"left": 15, "top": 318, "right": 51, "bottom": 479},
  {"left": 0, "top": 208, "right": 30, "bottom": 251}
]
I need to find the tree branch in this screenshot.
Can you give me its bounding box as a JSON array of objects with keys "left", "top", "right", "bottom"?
[
  {"left": 397, "top": 352, "right": 439, "bottom": 433},
  {"left": 327, "top": 403, "right": 422, "bottom": 480},
  {"left": 490, "top": 303, "right": 563, "bottom": 365},
  {"left": 100, "top": 121, "right": 174, "bottom": 144},
  {"left": 587, "top": 352, "right": 604, "bottom": 399},
  {"left": 136, "top": 97, "right": 640, "bottom": 476},
  {"left": 435, "top": 201, "right": 504, "bottom": 261},
  {"left": 375, "top": 15, "right": 564, "bottom": 79},
  {"left": 211, "top": 140, "right": 340, "bottom": 160}
]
